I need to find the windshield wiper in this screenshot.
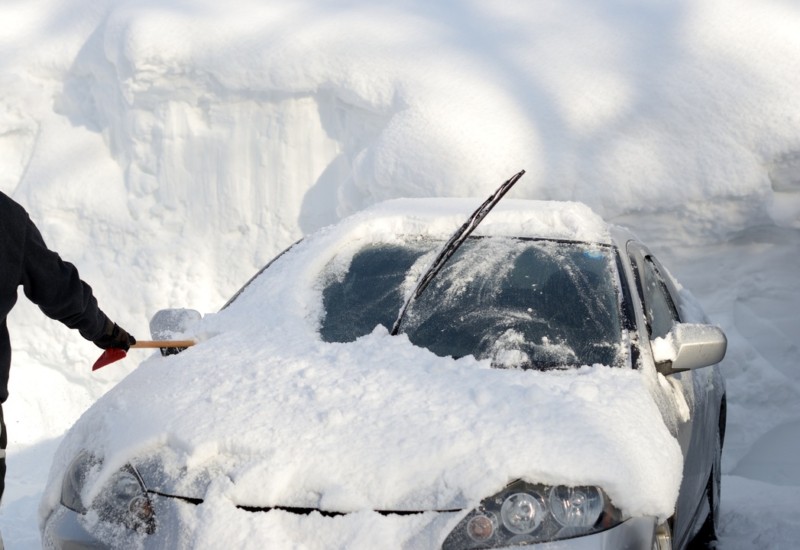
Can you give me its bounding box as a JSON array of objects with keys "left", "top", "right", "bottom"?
[{"left": 390, "top": 169, "right": 526, "bottom": 335}]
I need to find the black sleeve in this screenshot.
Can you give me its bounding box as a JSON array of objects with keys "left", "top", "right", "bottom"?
[{"left": 19, "top": 215, "right": 110, "bottom": 342}]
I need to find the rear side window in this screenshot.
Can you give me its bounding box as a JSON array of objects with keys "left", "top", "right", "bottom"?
[{"left": 641, "top": 257, "right": 680, "bottom": 339}]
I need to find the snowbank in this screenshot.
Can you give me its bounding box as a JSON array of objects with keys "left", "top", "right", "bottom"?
[{"left": 0, "top": 0, "right": 799, "bottom": 547}]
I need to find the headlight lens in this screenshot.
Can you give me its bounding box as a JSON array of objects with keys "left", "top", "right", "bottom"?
[
  {"left": 442, "top": 481, "right": 622, "bottom": 549},
  {"left": 466, "top": 513, "right": 497, "bottom": 543},
  {"left": 60, "top": 453, "right": 155, "bottom": 535},
  {"left": 500, "top": 492, "right": 545, "bottom": 534},
  {"left": 549, "top": 485, "right": 605, "bottom": 528}
]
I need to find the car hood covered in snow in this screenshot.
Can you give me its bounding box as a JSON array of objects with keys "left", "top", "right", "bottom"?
[{"left": 40, "top": 199, "right": 683, "bottom": 525}]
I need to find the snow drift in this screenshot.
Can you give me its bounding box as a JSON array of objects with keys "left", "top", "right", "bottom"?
[{"left": 0, "top": 0, "right": 799, "bottom": 547}]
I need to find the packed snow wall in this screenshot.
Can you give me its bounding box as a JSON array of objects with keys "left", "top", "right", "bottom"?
[{"left": 0, "top": 1, "right": 799, "bottom": 545}]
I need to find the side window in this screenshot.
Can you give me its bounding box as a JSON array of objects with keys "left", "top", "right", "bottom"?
[{"left": 641, "top": 257, "right": 680, "bottom": 339}]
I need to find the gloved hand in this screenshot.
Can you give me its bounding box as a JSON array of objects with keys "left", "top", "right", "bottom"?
[{"left": 94, "top": 320, "right": 136, "bottom": 351}]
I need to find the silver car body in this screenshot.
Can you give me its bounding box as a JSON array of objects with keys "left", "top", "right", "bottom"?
[{"left": 41, "top": 205, "right": 726, "bottom": 550}]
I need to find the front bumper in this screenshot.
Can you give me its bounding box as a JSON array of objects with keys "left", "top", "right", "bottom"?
[
  {"left": 490, "top": 516, "right": 656, "bottom": 549},
  {"left": 42, "top": 493, "right": 191, "bottom": 550},
  {"left": 42, "top": 499, "right": 657, "bottom": 549},
  {"left": 42, "top": 507, "right": 104, "bottom": 550}
]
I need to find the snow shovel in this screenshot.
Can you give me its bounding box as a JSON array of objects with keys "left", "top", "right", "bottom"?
[{"left": 92, "top": 340, "right": 196, "bottom": 371}]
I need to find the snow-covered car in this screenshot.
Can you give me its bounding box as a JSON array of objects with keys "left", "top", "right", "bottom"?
[{"left": 40, "top": 195, "right": 726, "bottom": 550}]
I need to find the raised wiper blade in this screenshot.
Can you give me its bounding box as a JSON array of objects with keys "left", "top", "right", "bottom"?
[{"left": 390, "top": 169, "right": 526, "bottom": 335}]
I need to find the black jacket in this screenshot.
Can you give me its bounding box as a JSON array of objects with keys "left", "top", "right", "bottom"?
[{"left": 0, "top": 192, "right": 110, "bottom": 402}]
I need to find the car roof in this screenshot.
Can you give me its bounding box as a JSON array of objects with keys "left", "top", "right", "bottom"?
[{"left": 344, "top": 198, "right": 614, "bottom": 244}]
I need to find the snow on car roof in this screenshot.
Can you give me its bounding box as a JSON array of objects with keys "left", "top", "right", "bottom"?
[
  {"left": 41, "top": 199, "right": 681, "bottom": 541},
  {"left": 332, "top": 198, "right": 614, "bottom": 243},
  {"left": 213, "top": 198, "right": 616, "bottom": 342}
]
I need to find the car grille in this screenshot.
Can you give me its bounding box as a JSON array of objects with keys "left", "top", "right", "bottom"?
[
  {"left": 150, "top": 491, "right": 462, "bottom": 517},
  {"left": 236, "top": 504, "right": 463, "bottom": 517}
]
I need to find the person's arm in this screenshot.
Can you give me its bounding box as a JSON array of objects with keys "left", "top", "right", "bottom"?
[{"left": 19, "top": 214, "right": 134, "bottom": 350}]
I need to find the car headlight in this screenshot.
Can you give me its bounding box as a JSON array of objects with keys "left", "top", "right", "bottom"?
[
  {"left": 60, "top": 452, "right": 156, "bottom": 535},
  {"left": 442, "top": 480, "right": 622, "bottom": 549},
  {"left": 60, "top": 451, "right": 99, "bottom": 514}
]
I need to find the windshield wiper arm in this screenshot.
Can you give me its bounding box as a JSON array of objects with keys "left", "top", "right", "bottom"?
[{"left": 390, "top": 169, "right": 526, "bottom": 335}]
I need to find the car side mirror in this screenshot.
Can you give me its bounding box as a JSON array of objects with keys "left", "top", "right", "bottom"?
[
  {"left": 652, "top": 323, "right": 727, "bottom": 374},
  {"left": 149, "top": 308, "right": 202, "bottom": 356}
]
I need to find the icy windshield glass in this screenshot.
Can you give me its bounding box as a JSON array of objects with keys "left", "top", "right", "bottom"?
[{"left": 320, "top": 237, "right": 624, "bottom": 370}]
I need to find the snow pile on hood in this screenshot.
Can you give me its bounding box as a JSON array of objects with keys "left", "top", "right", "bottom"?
[
  {"left": 48, "top": 332, "right": 681, "bottom": 515},
  {"left": 40, "top": 200, "right": 680, "bottom": 530}
]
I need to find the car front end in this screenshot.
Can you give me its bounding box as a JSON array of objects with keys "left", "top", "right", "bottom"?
[
  {"left": 43, "top": 458, "right": 664, "bottom": 550},
  {"left": 41, "top": 198, "right": 698, "bottom": 550}
]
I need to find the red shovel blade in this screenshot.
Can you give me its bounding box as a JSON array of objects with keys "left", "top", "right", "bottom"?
[{"left": 92, "top": 348, "right": 128, "bottom": 371}]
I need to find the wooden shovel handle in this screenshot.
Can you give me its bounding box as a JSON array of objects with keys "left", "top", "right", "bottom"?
[{"left": 131, "top": 340, "right": 196, "bottom": 349}]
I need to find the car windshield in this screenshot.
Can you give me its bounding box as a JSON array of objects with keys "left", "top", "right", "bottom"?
[{"left": 320, "top": 237, "right": 624, "bottom": 370}]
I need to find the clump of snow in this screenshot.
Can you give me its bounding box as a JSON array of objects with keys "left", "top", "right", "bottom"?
[
  {"left": 0, "top": 0, "right": 798, "bottom": 547},
  {"left": 651, "top": 333, "right": 678, "bottom": 364}
]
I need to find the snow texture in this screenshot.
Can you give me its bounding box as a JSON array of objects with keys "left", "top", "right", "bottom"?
[{"left": 0, "top": 0, "right": 799, "bottom": 548}]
